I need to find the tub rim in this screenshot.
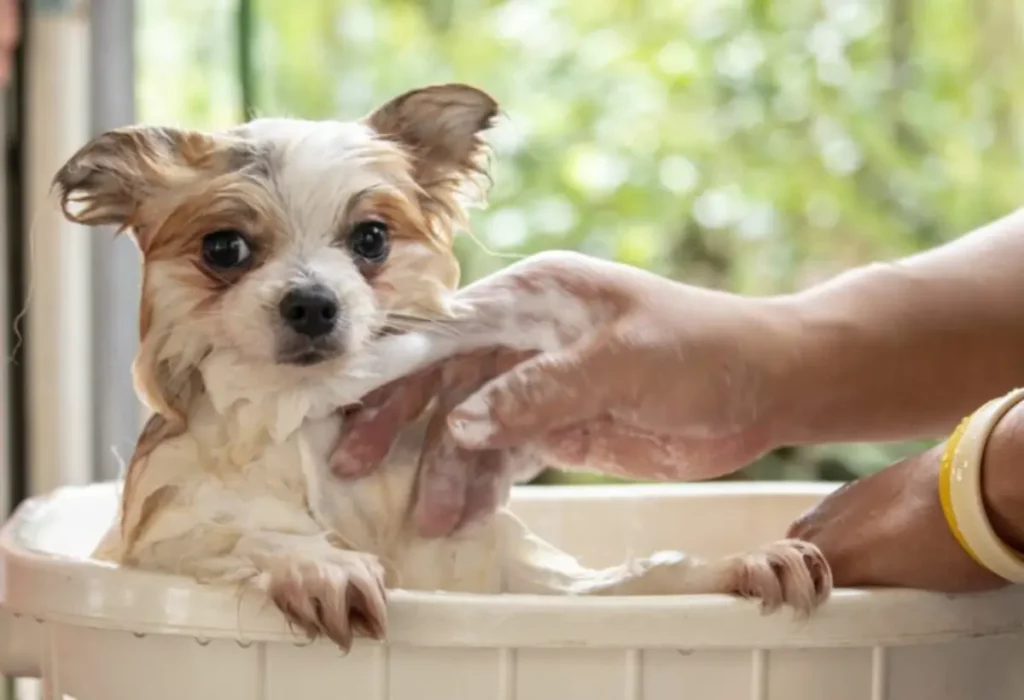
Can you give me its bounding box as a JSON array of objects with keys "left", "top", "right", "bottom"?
[{"left": 2, "top": 481, "right": 1023, "bottom": 650}]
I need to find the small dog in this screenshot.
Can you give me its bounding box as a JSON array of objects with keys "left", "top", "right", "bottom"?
[{"left": 54, "top": 83, "right": 830, "bottom": 650}]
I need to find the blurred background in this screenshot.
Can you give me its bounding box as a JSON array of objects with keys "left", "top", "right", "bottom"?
[{"left": 3, "top": 0, "right": 1024, "bottom": 525}]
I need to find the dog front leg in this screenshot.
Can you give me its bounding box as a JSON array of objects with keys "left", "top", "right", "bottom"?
[
  {"left": 497, "top": 514, "right": 831, "bottom": 615},
  {"left": 129, "top": 527, "right": 388, "bottom": 650}
]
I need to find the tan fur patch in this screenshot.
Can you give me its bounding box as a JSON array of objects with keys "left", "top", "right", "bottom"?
[
  {"left": 116, "top": 414, "right": 184, "bottom": 556},
  {"left": 131, "top": 336, "right": 203, "bottom": 432},
  {"left": 53, "top": 126, "right": 254, "bottom": 239},
  {"left": 122, "top": 483, "right": 179, "bottom": 555},
  {"left": 339, "top": 187, "right": 461, "bottom": 321},
  {"left": 364, "top": 83, "right": 498, "bottom": 251},
  {"left": 143, "top": 174, "right": 289, "bottom": 285}
]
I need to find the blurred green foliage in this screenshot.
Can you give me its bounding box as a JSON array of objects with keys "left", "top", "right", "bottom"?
[{"left": 137, "top": 0, "right": 1024, "bottom": 482}]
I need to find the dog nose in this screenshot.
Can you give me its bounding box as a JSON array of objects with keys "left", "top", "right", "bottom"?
[{"left": 279, "top": 285, "right": 340, "bottom": 338}]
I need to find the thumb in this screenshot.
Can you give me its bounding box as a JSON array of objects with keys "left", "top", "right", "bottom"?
[{"left": 446, "top": 345, "right": 605, "bottom": 450}]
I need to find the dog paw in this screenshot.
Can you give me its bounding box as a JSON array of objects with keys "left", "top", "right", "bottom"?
[
  {"left": 266, "top": 551, "right": 387, "bottom": 651},
  {"left": 731, "top": 539, "right": 832, "bottom": 616}
]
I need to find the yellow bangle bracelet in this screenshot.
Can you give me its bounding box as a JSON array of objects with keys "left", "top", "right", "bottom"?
[{"left": 938, "top": 387, "right": 1024, "bottom": 583}]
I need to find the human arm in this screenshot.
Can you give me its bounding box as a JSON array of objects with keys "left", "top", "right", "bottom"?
[
  {"left": 771, "top": 207, "right": 1024, "bottom": 446},
  {"left": 335, "top": 208, "right": 1024, "bottom": 536},
  {"left": 402, "top": 207, "right": 1024, "bottom": 456},
  {"left": 787, "top": 394, "right": 1024, "bottom": 592},
  {"left": 334, "top": 252, "right": 793, "bottom": 534}
]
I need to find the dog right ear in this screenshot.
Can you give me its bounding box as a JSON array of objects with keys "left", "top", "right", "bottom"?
[{"left": 52, "top": 126, "right": 220, "bottom": 233}]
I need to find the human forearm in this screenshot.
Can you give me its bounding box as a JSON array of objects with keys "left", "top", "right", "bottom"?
[{"left": 768, "top": 208, "right": 1024, "bottom": 446}]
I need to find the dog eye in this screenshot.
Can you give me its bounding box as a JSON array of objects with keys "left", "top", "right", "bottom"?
[
  {"left": 349, "top": 220, "right": 390, "bottom": 263},
  {"left": 201, "top": 229, "right": 253, "bottom": 269}
]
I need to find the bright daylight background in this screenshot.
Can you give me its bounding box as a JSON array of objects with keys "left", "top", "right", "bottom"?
[{"left": 138, "top": 0, "right": 1024, "bottom": 485}]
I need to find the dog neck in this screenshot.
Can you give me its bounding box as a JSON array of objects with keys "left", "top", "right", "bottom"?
[
  {"left": 179, "top": 331, "right": 452, "bottom": 447},
  {"left": 195, "top": 349, "right": 363, "bottom": 445}
]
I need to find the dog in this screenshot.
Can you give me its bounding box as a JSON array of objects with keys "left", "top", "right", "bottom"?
[{"left": 53, "top": 83, "right": 831, "bottom": 651}]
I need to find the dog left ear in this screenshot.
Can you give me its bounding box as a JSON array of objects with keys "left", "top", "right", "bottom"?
[
  {"left": 52, "top": 126, "right": 235, "bottom": 242},
  {"left": 364, "top": 83, "right": 499, "bottom": 206}
]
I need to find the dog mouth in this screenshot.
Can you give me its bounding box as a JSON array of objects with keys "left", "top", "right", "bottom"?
[
  {"left": 280, "top": 349, "right": 332, "bottom": 366},
  {"left": 276, "top": 338, "right": 343, "bottom": 366}
]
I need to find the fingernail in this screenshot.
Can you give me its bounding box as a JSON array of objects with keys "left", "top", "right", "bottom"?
[
  {"left": 415, "top": 512, "right": 453, "bottom": 539},
  {"left": 414, "top": 469, "right": 464, "bottom": 538},
  {"left": 414, "top": 496, "right": 460, "bottom": 539}
]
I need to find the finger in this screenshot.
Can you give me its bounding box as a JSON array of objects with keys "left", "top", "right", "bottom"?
[
  {"left": 455, "top": 448, "right": 519, "bottom": 531},
  {"left": 413, "top": 421, "right": 475, "bottom": 537},
  {"left": 447, "top": 344, "right": 607, "bottom": 450},
  {"left": 331, "top": 369, "right": 439, "bottom": 477},
  {"left": 411, "top": 358, "right": 490, "bottom": 537},
  {"left": 412, "top": 350, "right": 526, "bottom": 536},
  {"left": 442, "top": 252, "right": 619, "bottom": 353}
]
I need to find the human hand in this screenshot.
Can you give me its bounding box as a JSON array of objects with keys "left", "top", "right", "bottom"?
[
  {"left": 788, "top": 398, "right": 1024, "bottom": 592},
  {"left": 334, "top": 251, "right": 799, "bottom": 536}
]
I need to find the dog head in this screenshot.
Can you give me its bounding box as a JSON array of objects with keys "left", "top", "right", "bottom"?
[{"left": 53, "top": 84, "right": 498, "bottom": 428}]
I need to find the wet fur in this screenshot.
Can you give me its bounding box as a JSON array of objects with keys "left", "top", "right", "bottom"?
[{"left": 55, "top": 84, "right": 830, "bottom": 651}]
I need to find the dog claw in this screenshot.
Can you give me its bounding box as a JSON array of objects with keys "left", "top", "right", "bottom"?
[
  {"left": 266, "top": 552, "right": 388, "bottom": 651},
  {"left": 731, "top": 539, "right": 832, "bottom": 615},
  {"left": 347, "top": 574, "right": 388, "bottom": 639}
]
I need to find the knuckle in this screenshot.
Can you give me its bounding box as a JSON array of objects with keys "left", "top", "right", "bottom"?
[
  {"left": 496, "top": 250, "right": 592, "bottom": 289},
  {"left": 785, "top": 510, "right": 817, "bottom": 540},
  {"left": 522, "top": 249, "right": 589, "bottom": 273}
]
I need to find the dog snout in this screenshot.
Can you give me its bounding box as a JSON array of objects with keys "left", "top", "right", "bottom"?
[{"left": 279, "top": 284, "right": 340, "bottom": 339}]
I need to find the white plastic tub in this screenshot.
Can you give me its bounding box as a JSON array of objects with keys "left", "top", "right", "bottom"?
[{"left": 1, "top": 481, "right": 1023, "bottom": 700}]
